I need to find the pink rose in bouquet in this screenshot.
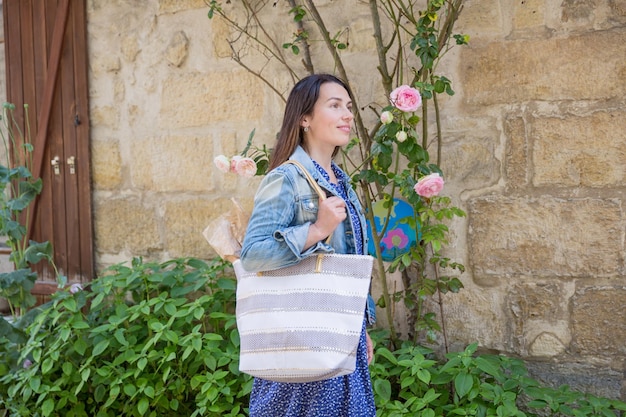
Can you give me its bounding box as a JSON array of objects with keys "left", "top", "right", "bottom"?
[
  {"left": 390, "top": 85, "right": 422, "bottom": 112},
  {"left": 234, "top": 157, "right": 257, "bottom": 178},
  {"left": 414, "top": 173, "right": 444, "bottom": 198},
  {"left": 230, "top": 155, "right": 242, "bottom": 173},
  {"left": 214, "top": 155, "right": 231, "bottom": 173}
]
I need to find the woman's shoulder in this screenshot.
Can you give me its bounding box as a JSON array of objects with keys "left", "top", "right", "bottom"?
[
  {"left": 254, "top": 163, "right": 301, "bottom": 195},
  {"left": 268, "top": 160, "right": 310, "bottom": 182}
]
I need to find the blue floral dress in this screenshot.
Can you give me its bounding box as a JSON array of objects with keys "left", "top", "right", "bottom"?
[{"left": 247, "top": 161, "right": 376, "bottom": 417}]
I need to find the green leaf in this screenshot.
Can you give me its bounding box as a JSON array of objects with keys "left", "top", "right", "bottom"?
[
  {"left": 42, "top": 398, "right": 55, "bottom": 417},
  {"left": 375, "top": 347, "right": 398, "bottom": 365},
  {"left": 29, "top": 376, "right": 41, "bottom": 392},
  {"left": 138, "top": 397, "right": 149, "bottom": 415},
  {"left": 94, "top": 384, "right": 106, "bottom": 402},
  {"left": 170, "top": 398, "right": 179, "bottom": 411},
  {"left": 417, "top": 368, "right": 431, "bottom": 384},
  {"left": 401, "top": 376, "right": 416, "bottom": 389},
  {"left": 475, "top": 356, "right": 503, "bottom": 378},
  {"left": 92, "top": 339, "right": 110, "bottom": 356},
  {"left": 124, "top": 384, "right": 137, "bottom": 396},
  {"left": 41, "top": 357, "right": 54, "bottom": 374},
  {"left": 74, "top": 338, "right": 88, "bottom": 356},
  {"left": 138, "top": 356, "right": 148, "bottom": 371},
  {"left": 23, "top": 240, "right": 52, "bottom": 265},
  {"left": 454, "top": 371, "right": 474, "bottom": 398},
  {"left": 144, "top": 385, "right": 155, "bottom": 398},
  {"left": 81, "top": 368, "right": 91, "bottom": 382},
  {"left": 374, "top": 378, "right": 392, "bottom": 402}
]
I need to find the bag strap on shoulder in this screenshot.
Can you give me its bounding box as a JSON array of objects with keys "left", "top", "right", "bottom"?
[
  {"left": 282, "top": 160, "right": 326, "bottom": 202},
  {"left": 281, "top": 159, "right": 333, "bottom": 253}
]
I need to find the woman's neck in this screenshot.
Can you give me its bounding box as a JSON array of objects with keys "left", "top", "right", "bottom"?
[{"left": 303, "top": 144, "right": 334, "bottom": 172}]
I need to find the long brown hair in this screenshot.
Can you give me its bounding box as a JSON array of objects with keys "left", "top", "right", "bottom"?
[{"left": 269, "top": 74, "right": 354, "bottom": 170}]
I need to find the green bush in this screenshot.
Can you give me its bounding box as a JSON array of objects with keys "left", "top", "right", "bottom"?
[
  {"left": 1, "top": 257, "right": 624, "bottom": 417},
  {"left": 0, "top": 257, "right": 252, "bottom": 417},
  {"left": 369, "top": 329, "right": 626, "bottom": 417}
]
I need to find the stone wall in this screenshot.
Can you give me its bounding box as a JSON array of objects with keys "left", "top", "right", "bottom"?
[{"left": 2, "top": 0, "right": 625, "bottom": 400}]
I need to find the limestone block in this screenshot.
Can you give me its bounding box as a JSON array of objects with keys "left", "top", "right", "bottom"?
[
  {"left": 503, "top": 115, "right": 529, "bottom": 190},
  {"left": 165, "top": 31, "right": 189, "bottom": 67},
  {"left": 571, "top": 286, "right": 626, "bottom": 357},
  {"left": 440, "top": 135, "right": 500, "bottom": 190},
  {"left": 114, "top": 80, "right": 126, "bottom": 102},
  {"left": 468, "top": 197, "right": 622, "bottom": 279},
  {"left": 94, "top": 198, "right": 161, "bottom": 254},
  {"left": 160, "top": 71, "right": 264, "bottom": 128},
  {"left": 455, "top": 0, "right": 504, "bottom": 39},
  {"left": 461, "top": 30, "right": 626, "bottom": 105},
  {"left": 513, "top": 0, "right": 545, "bottom": 29},
  {"left": 532, "top": 111, "right": 626, "bottom": 187},
  {"left": 91, "top": 106, "right": 120, "bottom": 129},
  {"left": 529, "top": 332, "right": 567, "bottom": 357},
  {"left": 91, "top": 56, "right": 121, "bottom": 74},
  {"left": 561, "top": 0, "right": 596, "bottom": 22},
  {"left": 121, "top": 36, "right": 140, "bottom": 62},
  {"left": 130, "top": 135, "right": 216, "bottom": 192},
  {"left": 613, "top": 0, "right": 626, "bottom": 17},
  {"left": 506, "top": 281, "right": 573, "bottom": 355},
  {"left": 158, "top": 0, "right": 205, "bottom": 14},
  {"left": 345, "top": 17, "right": 378, "bottom": 53},
  {"left": 164, "top": 198, "right": 231, "bottom": 258},
  {"left": 210, "top": 17, "right": 232, "bottom": 59},
  {"left": 92, "top": 138, "right": 123, "bottom": 190}
]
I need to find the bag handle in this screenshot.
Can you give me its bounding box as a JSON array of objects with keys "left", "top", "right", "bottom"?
[
  {"left": 282, "top": 160, "right": 334, "bottom": 271},
  {"left": 282, "top": 160, "right": 327, "bottom": 202}
]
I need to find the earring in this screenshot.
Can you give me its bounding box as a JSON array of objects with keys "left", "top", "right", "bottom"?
[{"left": 303, "top": 126, "right": 309, "bottom": 132}]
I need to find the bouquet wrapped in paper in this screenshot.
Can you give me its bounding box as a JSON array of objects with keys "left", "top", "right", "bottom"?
[{"left": 203, "top": 198, "right": 249, "bottom": 262}]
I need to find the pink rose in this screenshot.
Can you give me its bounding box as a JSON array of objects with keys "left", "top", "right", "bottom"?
[
  {"left": 234, "top": 157, "right": 257, "bottom": 178},
  {"left": 380, "top": 111, "right": 393, "bottom": 125},
  {"left": 390, "top": 85, "right": 422, "bottom": 112},
  {"left": 414, "top": 173, "right": 444, "bottom": 198},
  {"left": 396, "top": 131, "right": 407, "bottom": 142},
  {"left": 214, "top": 155, "right": 230, "bottom": 173},
  {"left": 229, "top": 155, "right": 242, "bottom": 173}
]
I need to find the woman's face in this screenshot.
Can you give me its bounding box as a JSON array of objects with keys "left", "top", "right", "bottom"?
[{"left": 301, "top": 82, "right": 354, "bottom": 153}]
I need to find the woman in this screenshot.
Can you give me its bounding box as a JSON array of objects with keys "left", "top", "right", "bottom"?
[{"left": 239, "top": 74, "right": 376, "bottom": 417}]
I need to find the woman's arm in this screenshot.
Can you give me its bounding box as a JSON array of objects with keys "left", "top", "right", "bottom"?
[{"left": 240, "top": 168, "right": 348, "bottom": 272}]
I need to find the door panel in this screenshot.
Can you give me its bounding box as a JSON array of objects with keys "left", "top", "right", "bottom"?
[{"left": 3, "top": 0, "right": 93, "bottom": 299}]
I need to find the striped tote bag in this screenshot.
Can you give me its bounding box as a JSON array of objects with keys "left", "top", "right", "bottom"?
[{"left": 233, "top": 252, "right": 373, "bottom": 383}]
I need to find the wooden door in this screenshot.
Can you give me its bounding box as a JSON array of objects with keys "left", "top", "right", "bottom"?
[{"left": 3, "top": 0, "right": 93, "bottom": 298}]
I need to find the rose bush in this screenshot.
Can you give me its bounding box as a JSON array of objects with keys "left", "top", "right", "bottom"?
[
  {"left": 208, "top": 0, "right": 468, "bottom": 347},
  {"left": 353, "top": 83, "right": 465, "bottom": 343}
]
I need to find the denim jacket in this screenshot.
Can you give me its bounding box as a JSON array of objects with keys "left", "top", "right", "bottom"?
[{"left": 240, "top": 146, "right": 376, "bottom": 324}]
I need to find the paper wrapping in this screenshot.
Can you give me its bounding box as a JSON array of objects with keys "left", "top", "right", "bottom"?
[{"left": 202, "top": 198, "right": 249, "bottom": 262}]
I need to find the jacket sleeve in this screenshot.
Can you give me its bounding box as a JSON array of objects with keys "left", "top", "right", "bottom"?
[{"left": 239, "top": 169, "right": 333, "bottom": 272}]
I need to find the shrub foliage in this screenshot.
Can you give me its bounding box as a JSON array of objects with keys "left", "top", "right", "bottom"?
[{"left": 1, "top": 258, "right": 625, "bottom": 416}]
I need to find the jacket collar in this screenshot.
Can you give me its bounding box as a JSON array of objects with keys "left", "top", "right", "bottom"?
[{"left": 289, "top": 146, "right": 351, "bottom": 190}]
